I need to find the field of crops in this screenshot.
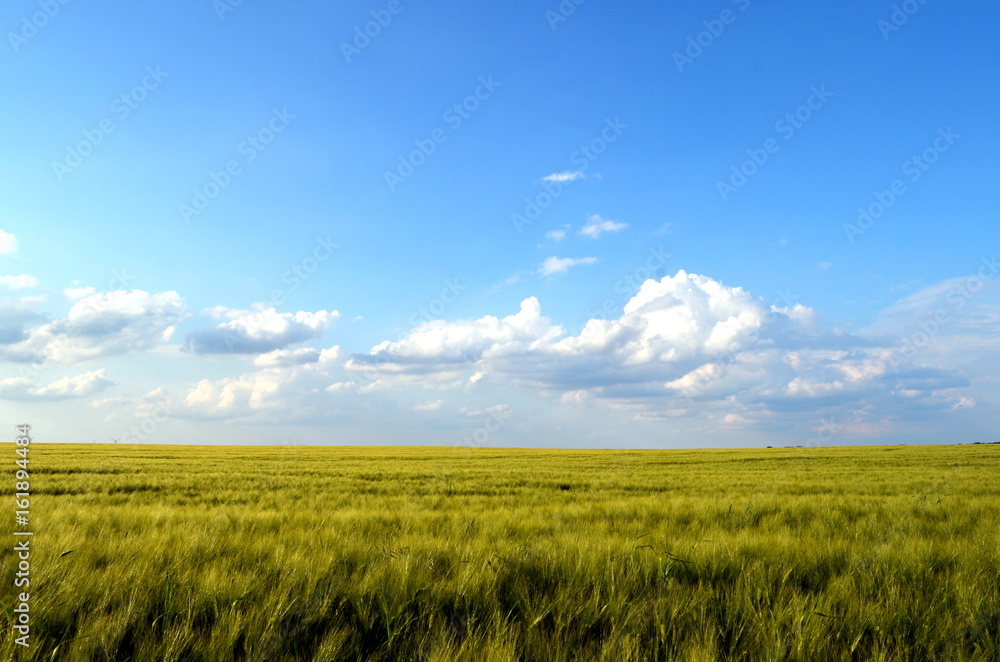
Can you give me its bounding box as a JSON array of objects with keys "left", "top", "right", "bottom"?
[{"left": 2, "top": 443, "right": 998, "bottom": 661}]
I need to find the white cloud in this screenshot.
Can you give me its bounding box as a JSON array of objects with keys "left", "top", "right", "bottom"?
[
  {"left": 554, "top": 270, "right": 769, "bottom": 360},
  {"left": 345, "top": 297, "right": 564, "bottom": 390},
  {"left": 580, "top": 214, "right": 628, "bottom": 239},
  {"left": 253, "top": 347, "right": 331, "bottom": 367},
  {"left": 185, "top": 307, "right": 339, "bottom": 355},
  {"left": 539, "top": 256, "right": 598, "bottom": 276},
  {"left": 0, "top": 275, "right": 39, "bottom": 290},
  {"left": 90, "top": 396, "right": 132, "bottom": 409},
  {"left": 465, "top": 403, "right": 511, "bottom": 418},
  {"left": 64, "top": 287, "right": 96, "bottom": 300},
  {"left": 0, "top": 290, "right": 186, "bottom": 364},
  {"left": 951, "top": 396, "right": 975, "bottom": 410},
  {"left": 488, "top": 273, "right": 526, "bottom": 293},
  {"left": 172, "top": 346, "right": 341, "bottom": 421},
  {"left": 32, "top": 369, "right": 115, "bottom": 398},
  {"left": 0, "top": 378, "right": 32, "bottom": 399},
  {"left": 0, "top": 230, "right": 17, "bottom": 255},
  {"left": 541, "top": 171, "right": 584, "bottom": 183},
  {"left": 44, "top": 269, "right": 991, "bottom": 444},
  {"left": 343, "top": 270, "right": 993, "bottom": 431},
  {"left": 545, "top": 225, "right": 570, "bottom": 242},
  {"left": 0, "top": 369, "right": 114, "bottom": 401}
]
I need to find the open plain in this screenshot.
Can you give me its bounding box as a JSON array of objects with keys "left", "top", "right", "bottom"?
[{"left": 2, "top": 443, "right": 998, "bottom": 661}]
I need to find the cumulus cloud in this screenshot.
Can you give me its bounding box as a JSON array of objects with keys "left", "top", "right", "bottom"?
[
  {"left": 580, "top": 214, "right": 628, "bottom": 239},
  {"left": 0, "top": 369, "right": 114, "bottom": 401},
  {"left": 0, "top": 230, "right": 17, "bottom": 255},
  {"left": 173, "top": 346, "right": 340, "bottom": 420},
  {"left": 184, "top": 307, "right": 339, "bottom": 355},
  {"left": 29, "top": 269, "right": 985, "bottom": 442},
  {"left": 0, "top": 275, "right": 39, "bottom": 290},
  {"left": 554, "top": 271, "right": 768, "bottom": 360},
  {"left": 0, "top": 306, "right": 44, "bottom": 346},
  {"left": 342, "top": 270, "right": 990, "bottom": 430},
  {"left": 346, "top": 297, "right": 564, "bottom": 390},
  {"left": 539, "top": 256, "right": 598, "bottom": 276},
  {"left": 0, "top": 378, "right": 33, "bottom": 399},
  {"left": 0, "top": 290, "right": 185, "bottom": 364}
]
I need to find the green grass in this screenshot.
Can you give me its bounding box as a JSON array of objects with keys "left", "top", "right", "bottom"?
[{"left": 3, "top": 444, "right": 999, "bottom": 661}]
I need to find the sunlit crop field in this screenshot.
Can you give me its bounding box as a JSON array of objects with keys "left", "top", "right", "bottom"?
[{"left": 2, "top": 443, "right": 998, "bottom": 661}]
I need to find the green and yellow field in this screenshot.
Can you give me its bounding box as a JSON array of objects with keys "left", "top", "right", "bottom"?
[{"left": 2, "top": 443, "right": 998, "bottom": 661}]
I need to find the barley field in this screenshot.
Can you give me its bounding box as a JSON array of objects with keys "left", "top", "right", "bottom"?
[{"left": 2, "top": 443, "right": 998, "bottom": 661}]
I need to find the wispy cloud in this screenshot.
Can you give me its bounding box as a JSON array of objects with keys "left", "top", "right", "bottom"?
[
  {"left": 0, "top": 274, "right": 38, "bottom": 290},
  {"left": 539, "top": 256, "right": 598, "bottom": 276},
  {"left": 253, "top": 347, "right": 329, "bottom": 367},
  {"left": 488, "top": 272, "right": 526, "bottom": 293},
  {"left": 545, "top": 225, "right": 570, "bottom": 242},
  {"left": 540, "top": 171, "right": 585, "bottom": 183},
  {"left": 0, "top": 229, "right": 17, "bottom": 255},
  {"left": 580, "top": 214, "right": 628, "bottom": 239},
  {"left": 0, "top": 369, "right": 115, "bottom": 401},
  {"left": 65, "top": 286, "right": 97, "bottom": 300}
]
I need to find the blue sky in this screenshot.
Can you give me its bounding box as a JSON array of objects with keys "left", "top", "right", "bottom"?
[{"left": 1, "top": 0, "right": 998, "bottom": 448}]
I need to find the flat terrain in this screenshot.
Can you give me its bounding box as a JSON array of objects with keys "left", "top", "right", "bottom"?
[{"left": 2, "top": 444, "right": 998, "bottom": 661}]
